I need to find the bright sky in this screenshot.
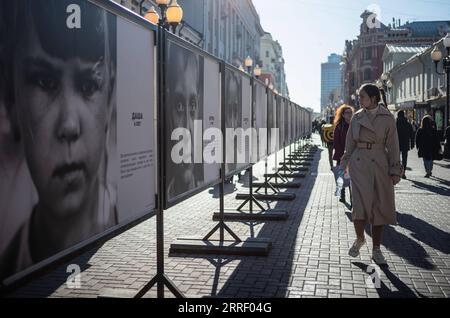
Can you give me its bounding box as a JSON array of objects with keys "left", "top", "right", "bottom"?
[{"left": 253, "top": 0, "right": 450, "bottom": 113}]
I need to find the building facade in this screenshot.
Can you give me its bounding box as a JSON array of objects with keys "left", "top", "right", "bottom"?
[
  {"left": 387, "top": 38, "right": 448, "bottom": 135},
  {"left": 383, "top": 45, "right": 429, "bottom": 74},
  {"left": 115, "top": 0, "right": 265, "bottom": 69},
  {"left": 343, "top": 10, "right": 450, "bottom": 106},
  {"left": 115, "top": 0, "right": 294, "bottom": 100},
  {"left": 261, "top": 32, "right": 289, "bottom": 97},
  {"left": 321, "top": 53, "right": 343, "bottom": 113}
]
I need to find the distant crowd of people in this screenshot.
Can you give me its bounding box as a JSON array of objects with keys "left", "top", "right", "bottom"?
[{"left": 313, "top": 107, "right": 450, "bottom": 180}]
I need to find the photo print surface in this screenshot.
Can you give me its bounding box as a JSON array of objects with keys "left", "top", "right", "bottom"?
[
  {"left": 165, "top": 40, "right": 205, "bottom": 205},
  {"left": 238, "top": 75, "right": 252, "bottom": 171},
  {"left": 267, "top": 91, "right": 277, "bottom": 155},
  {"left": 224, "top": 67, "right": 243, "bottom": 177},
  {"left": 276, "top": 96, "right": 285, "bottom": 149},
  {"left": 0, "top": 0, "right": 157, "bottom": 283},
  {"left": 202, "top": 56, "right": 221, "bottom": 187},
  {"left": 254, "top": 81, "right": 267, "bottom": 162}
]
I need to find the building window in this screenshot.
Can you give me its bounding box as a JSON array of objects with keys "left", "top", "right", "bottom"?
[
  {"left": 363, "top": 69, "right": 372, "bottom": 81},
  {"left": 364, "top": 47, "right": 372, "bottom": 60}
]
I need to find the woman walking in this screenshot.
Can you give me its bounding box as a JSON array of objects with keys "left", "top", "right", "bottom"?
[
  {"left": 396, "top": 111, "right": 415, "bottom": 179},
  {"left": 333, "top": 105, "right": 354, "bottom": 203},
  {"left": 416, "top": 116, "right": 441, "bottom": 178},
  {"left": 340, "top": 84, "right": 402, "bottom": 266}
]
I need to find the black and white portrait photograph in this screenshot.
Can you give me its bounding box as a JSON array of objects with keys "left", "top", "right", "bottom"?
[
  {"left": 0, "top": 0, "right": 118, "bottom": 281},
  {"left": 267, "top": 91, "right": 276, "bottom": 155},
  {"left": 276, "top": 95, "right": 285, "bottom": 150},
  {"left": 224, "top": 68, "right": 242, "bottom": 177},
  {"left": 165, "top": 41, "right": 204, "bottom": 204}
]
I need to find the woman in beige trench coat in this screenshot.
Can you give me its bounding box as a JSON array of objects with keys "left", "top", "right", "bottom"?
[{"left": 340, "top": 84, "right": 402, "bottom": 266}]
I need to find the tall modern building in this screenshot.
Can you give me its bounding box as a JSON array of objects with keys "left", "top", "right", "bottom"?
[{"left": 321, "top": 53, "right": 343, "bottom": 113}]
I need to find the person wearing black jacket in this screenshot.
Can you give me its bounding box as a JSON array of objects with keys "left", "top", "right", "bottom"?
[
  {"left": 396, "top": 111, "right": 415, "bottom": 179},
  {"left": 444, "top": 121, "right": 450, "bottom": 160},
  {"left": 416, "top": 115, "right": 441, "bottom": 178}
]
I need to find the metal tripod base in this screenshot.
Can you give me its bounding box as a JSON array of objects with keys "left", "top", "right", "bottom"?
[
  {"left": 265, "top": 173, "right": 306, "bottom": 179},
  {"left": 288, "top": 155, "right": 314, "bottom": 160},
  {"left": 212, "top": 209, "right": 288, "bottom": 222},
  {"left": 99, "top": 273, "right": 184, "bottom": 299},
  {"left": 278, "top": 166, "right": 309, "bottom": 172},
  {"left": 280, "top": 162, "right": 312, "bottom": 168},
  {"left": 236, "top": 193, "right": 296, "bottom": 201},
  {"left": 253, "top": 181, "right": 301, "bottom": 189},
  {"left": 169, "top": 237, "right": 272, "bottom": 256}
]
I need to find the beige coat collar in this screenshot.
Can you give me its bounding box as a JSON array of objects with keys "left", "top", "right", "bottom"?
[{"left": 353, "top": 105, "right": 391, "bottom": 133}]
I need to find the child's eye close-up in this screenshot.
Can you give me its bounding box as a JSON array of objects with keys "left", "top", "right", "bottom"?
[{"left": 79, "top": 79, "right": 100, "bottom": 97}]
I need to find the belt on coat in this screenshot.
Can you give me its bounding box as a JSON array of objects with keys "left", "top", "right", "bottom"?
[{"left": 356, "top": 142, "right": 385, "bottom": 150}]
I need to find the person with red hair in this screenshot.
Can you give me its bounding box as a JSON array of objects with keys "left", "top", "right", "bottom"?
[{"left": 333, "top": 105, "right": 354, "bottom": 202}]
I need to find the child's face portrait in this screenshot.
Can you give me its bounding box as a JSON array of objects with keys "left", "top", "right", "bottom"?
[
  {"left": 171, "top": 51, "right": 201, "bottom": 163},
  {"left": 226, "top": 72, "right": 241, "bottom": 128},
  {"left": 166, "top": 43, "right": 204, "bottom": 202},
  {"left": 12, "top": 4, "right": 114, "bottom": 219}
]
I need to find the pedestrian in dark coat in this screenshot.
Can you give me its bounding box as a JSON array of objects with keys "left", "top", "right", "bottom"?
[
  {"left": 444, "top": 121, "right": 450, "bottom": 159},
  {"left": 396, "top": 111, "right": 415, "bottom": 179},
  {"left": 333, "top": 105, "right": 354, "bottom": 202},
  {"left": 416, "top": 115, "right": 441, "bottom": 178}
]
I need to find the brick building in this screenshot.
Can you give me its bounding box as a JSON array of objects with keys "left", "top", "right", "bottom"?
[{"left": 342, "top": 10, "right": 450, "bottom": 106}]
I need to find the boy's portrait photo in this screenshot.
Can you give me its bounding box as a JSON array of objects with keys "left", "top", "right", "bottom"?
[
  {"left": 165, "top": 42, "right": 204, "bottom": 204},
  {"left": 224, "top": 68, "right": 242, "bottom": 177},
  {"left": 0, "top": 0, "right": 118, "bottom": 280}
]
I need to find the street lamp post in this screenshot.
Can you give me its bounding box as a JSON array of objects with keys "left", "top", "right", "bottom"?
[
  {"left": 155, "top": 0, "right": 170, "bottom": 22},
  {"left": 166, "top": 0, "right": 183, "bottom": 33},
  {"left": 378, "top": 72, "right": 391, "bottom": 107},
  {"left": 145, "top": 0, "right": 183, "bottom": 33},
  {"left": 144, "top": 6, "right": 160, "bottom": 25},
  {"left": 140, "top": 0, "right": 185, "bottom": 300},
  {"left": 354, "top": 89, "right": 360, "bottom": 110},
  {"left": 254, "top": 64, "right": 262, "bottom": 79},
  {"left": 245, "top": 56, "right": 253, "bottom": 74},
  {"left": 431, "top": 33, "right": 450, "bottom": 130}
]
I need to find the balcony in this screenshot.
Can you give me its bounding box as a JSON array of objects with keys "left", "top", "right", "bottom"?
[{"left": 427, "top": 87, "right": 441, "bottom": 100}]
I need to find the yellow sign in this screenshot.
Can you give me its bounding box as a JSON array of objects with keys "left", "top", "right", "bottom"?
[{"left": 322, "top": 124, "right": 334, "bottom": 143}]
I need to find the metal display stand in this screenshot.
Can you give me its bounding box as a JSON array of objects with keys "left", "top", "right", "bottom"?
[
  {"left": 133, "top": 28, "right": 184, "bottom": 299},
  {"left": 169, "top": 63, "right": 272, "bottom": 257},
  {"left": 214, "top": 79, "right": 288, "bottom": 222}
]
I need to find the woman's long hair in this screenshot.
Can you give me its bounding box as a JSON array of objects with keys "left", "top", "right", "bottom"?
[
  {"left": 420, "top": 115, "right": 434, "bottom": 130},
  {"left": 333, "top": 104, "right": 354, "bottom": 127}
]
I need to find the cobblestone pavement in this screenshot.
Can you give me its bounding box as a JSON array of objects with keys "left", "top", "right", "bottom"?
[{"left": 7, "top": 134, "right": 450, "bottom": 298}]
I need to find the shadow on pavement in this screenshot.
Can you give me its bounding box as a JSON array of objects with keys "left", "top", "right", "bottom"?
[
  {"left": 410, "top": 180, "right": 450, "bottom": 197},
  {"left": 430, "top": 176, "right": 450, "bottom": 188},
  {"left": 352, "top": 262, "right": 422, "bottom": 298},
  {"left": 344, "top": 212, "right": 435, "bottom": 270},
  {"left": 5, "top": 247, "right": 99, "bottom": 298},
  {"left": 209, "top": 182, "right": 238, "bottom": 198},
  {"left": 171, "top": 143, "right": 322, "bottom": 298},
  {"left": 433, "top": 161, "right": 450, "bottom": 169},
  {"left": 211, "top": 144, "right": 322, "bottom": 298},
  {"left": 397, "top": 212, "right": 450, "bottom": 255}
]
